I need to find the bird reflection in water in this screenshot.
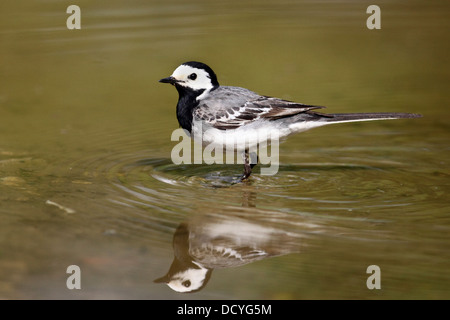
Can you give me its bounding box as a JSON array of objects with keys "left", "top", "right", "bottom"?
[{"left": 154, "top": 191, "right": 320, "bottom": 293}]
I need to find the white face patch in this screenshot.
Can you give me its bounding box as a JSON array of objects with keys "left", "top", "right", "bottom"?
[
  {"left": 166, "top": 265, "right": 209, "bottom": 293},
  {"left": 171, "top": 65, "right": 214, "bottom": 100}
]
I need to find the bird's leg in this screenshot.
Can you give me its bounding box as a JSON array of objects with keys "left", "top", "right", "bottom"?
[
  {"left": 241, "top": 151, "right": 258, "bottom": 181},
  {"left": 241, "top": 151, "right": 252, "bottom": 181}
]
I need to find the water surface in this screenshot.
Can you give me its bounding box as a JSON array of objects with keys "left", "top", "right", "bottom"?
[{"left": 0, "top": 0, "right": 449, "bottom": 299}]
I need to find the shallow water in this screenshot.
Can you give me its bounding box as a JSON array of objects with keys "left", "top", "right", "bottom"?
[{"left": 0, "top": 0, "right": 449, "bottom": 299}]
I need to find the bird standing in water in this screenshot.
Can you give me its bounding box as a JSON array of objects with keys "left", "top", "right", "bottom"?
[{"left": 159, "top": 61, "right": 421, "bottom": 180}]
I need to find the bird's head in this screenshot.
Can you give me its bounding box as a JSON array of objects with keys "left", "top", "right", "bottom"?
[
  {"left": 154, "top": 263, "right": 212, "bottom": 293},
  {"left": 159, "top": 61, "right": 219, "bottom": 100}
]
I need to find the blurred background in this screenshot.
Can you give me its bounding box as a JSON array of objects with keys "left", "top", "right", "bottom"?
[{"left": 0, "top": 0, "right": 448, "bottom": 299}]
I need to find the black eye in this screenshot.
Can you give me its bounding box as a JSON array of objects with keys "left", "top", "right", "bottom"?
[
  {"left": 182, "top": 280, "right": 191, "bottom": 287},
  {"left": 188, "top": 73, "right": 197, "bottom": 80}
]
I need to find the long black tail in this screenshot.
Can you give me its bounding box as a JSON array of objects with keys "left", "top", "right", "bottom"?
[{"left": 323, "top": 112, "right": 422, "bottom": 123}]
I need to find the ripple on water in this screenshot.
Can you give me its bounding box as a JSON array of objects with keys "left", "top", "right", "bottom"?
[{"left": 60, "top": 131, "right": 441, "bottom": 246}]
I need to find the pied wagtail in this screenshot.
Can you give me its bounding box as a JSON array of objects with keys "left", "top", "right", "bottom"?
[
  {"left": 154, "top": 215, "right": 301, "bottom": 293},
  {"left": 160, "top": 61, "right": 421, "bottom": 180}
]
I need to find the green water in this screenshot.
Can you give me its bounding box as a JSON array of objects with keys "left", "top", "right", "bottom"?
[{"left": 0, "top": 0, "right": 449, "bottom": 299}]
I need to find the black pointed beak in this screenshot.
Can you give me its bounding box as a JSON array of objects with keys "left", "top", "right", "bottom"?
[
  {"left": 159, "top": 76, "right": 177, "bottom": 85},
  {"left": 154, "top": 274, "right": 170, "bottom": 284}
]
